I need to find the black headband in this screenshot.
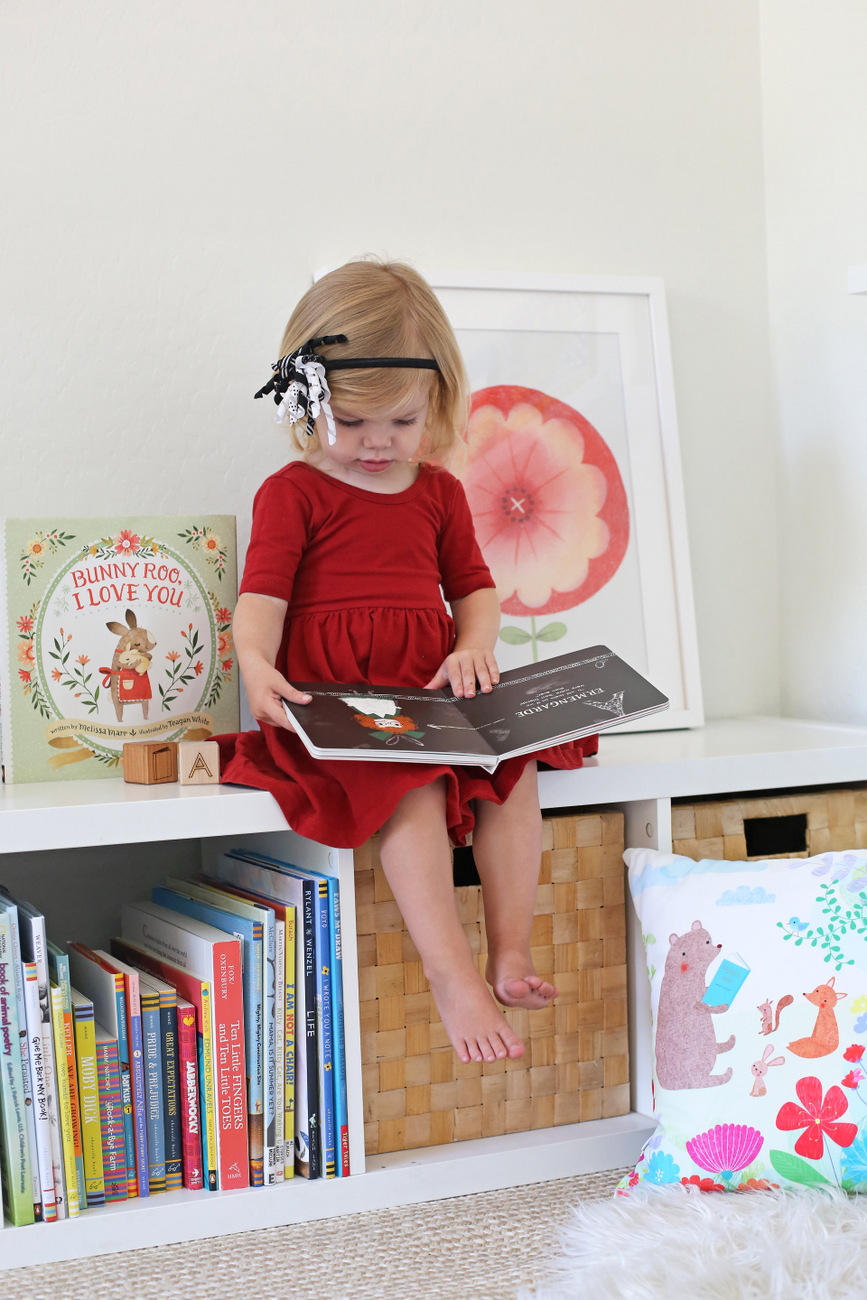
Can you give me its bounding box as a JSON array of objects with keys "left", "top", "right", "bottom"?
[{"left": 255, "top": 334, "right": 440, "bottom": 442}]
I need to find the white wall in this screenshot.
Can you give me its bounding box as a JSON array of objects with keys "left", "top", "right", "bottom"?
[
  {"left": 761, "top": 0, "right": 867, "bottom": 724},
  {"left": 0, "top": 1, "right": 778, "bottom": 720}
]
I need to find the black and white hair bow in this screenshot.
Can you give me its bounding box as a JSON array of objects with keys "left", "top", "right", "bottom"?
[
  {"left": 255, "top": 335, "right": 441, "bottom": 445},
  {"left": 254, "top": 334, "right": 347, "bottom": 445}
]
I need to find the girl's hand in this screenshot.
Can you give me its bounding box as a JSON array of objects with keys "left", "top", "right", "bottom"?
[
  {"left": 244, "top": 660, "right": 311, "bottom": 732},
  {"left": 425, "top": 649, "right": 500, "bottom": 698}
]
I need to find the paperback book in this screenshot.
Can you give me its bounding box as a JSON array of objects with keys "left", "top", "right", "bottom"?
[
  {"left": 281, "top": 646, "right": 669, "bottom": 772},
  {"left": 0, "top": 514, "right": 239, "bottom": 783}
]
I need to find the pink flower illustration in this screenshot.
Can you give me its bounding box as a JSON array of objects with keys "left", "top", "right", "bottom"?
[
  {"left": 113, "top": 530, "right": 141, "bottom": 555},
  {"left": 459, "top": 386, "right": 629, "bottom": 616},
  {"left": 842, "top": 1070, "right": 863, "bottom": 1089},
  {"left": 686, "top": 1123, "right": 763, "bottom": 1177},
  {"left": 776, "top": 1076, "right": 858, "bottom": 1161}
]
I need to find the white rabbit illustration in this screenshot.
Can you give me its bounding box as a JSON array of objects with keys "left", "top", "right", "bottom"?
[{"left": 750, "top": 1043, "right": 785, "bottom": 1096}]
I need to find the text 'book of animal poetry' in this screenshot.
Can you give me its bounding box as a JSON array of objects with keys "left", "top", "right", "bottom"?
[
  {"left": 0, "top": 516, "right": 239, "bottom": 783},
  {"left": 281, "top": 646, "right": 669, "bottom": 772}
]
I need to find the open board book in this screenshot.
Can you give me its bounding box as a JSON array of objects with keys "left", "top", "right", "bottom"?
[{"left": 281, "top": 646, "right": 669, "bottom": 773}]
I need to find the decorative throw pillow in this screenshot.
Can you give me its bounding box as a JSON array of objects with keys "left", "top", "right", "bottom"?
[{"left": 622, "top": 847, "right": 867, "bottom": 1193}]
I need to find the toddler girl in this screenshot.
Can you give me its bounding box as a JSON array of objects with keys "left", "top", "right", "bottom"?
[{"left": 220, "top": 260, "right": 595, "bottom": 1064}]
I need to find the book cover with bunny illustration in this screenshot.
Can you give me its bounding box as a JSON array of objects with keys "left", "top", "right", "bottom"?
[{"left": 0, "top": 516, "right": 238, "bottom": 783}]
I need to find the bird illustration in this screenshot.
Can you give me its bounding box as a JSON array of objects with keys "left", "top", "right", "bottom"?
[{"left": 788, "top": 916, "right": 809, "bottom": 933}]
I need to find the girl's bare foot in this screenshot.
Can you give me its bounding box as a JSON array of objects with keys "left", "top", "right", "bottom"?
[
  {"left": 427, "top": 965, "right": 525, "bottom": 1064},
  {"left": 486, "top": 950, "right": 559, "bottom": 1010}
]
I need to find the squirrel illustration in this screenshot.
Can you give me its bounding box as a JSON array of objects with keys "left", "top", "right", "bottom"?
[
  {"left": 654, "top": 920, "right": 736, "bottom": 1091},
  {"left": 787, "top": 978, "right": 847, "bottom": 1058},
  {"left": 757, "top": 994, "right": 794, "bottom": 1036}
]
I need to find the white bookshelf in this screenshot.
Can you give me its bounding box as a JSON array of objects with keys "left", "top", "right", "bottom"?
[{"left": 2, "top": 715, "right": 867, "bottom": 1269}]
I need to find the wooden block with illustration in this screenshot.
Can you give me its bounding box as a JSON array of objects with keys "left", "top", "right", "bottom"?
[
  {"left": 177, "top": 739, "right": 220, "bottom": 785},
  {"left": 123, "top": 740, "right": 178, "bottom": 785}
]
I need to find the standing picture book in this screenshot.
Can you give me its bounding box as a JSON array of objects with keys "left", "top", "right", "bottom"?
[
  {"left": 0, "top": 515, "right": 238, "bottom": 783},
  {"left": 281, "top": 646, "right": 669, "bottom": 772}
]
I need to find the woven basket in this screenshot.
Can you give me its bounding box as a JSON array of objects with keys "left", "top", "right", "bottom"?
[
  {"left": 672, "top": 786, "right": 867, "bottom": 861},
  {"left": 355, "top": 809, "right": 629, "bottom": 1156}
]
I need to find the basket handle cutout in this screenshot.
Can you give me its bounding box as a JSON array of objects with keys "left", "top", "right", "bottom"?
[{"left": 743, "top": 812, "right": 808, "bottom": 857}]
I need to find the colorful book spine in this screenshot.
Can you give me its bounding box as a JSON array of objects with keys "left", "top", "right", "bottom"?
[
  {"left": 0, "top": 910, "right": 35, "bottom": 1225},
  {"left": 211, "top": 855, "right": 319, "bottom": 1179},
  {"left": 176, "top": 999, "right": 203, "bottom": 1191},
  {"left": 110, "top": 938, "right": 219, "bottom": 1191},
  {"left": 147, "top": 978, "right": 182, "bottom": 1191},
  {"left": 101, "top": 953, "right": 149, "bottom": 1198},
  {"left": 152, "top": 884, "right": 265, "bottom": 1187},
  {"left": 283, "top": 904, "right": 296, "bottom": 1181},
  {"left": 272, "top": 917, "right": 285, "bottom": 1185},
  {"left": 48, "top": 945, "right": 87, "bottom": 1204},
  {"left": 313, "top": 878, "right": 335, "bottom": 1179},
  {"left": 2, "top": 904, "right": 42, "bottom": 1220},
  {"left": 139, "top": 983, "right": 166, "bottom": 1192},
  {"left": 10, "top": 896, "right": 67, "bottom": 1217},
  {"left": 94, "top": 1029, "right": 127, "bottom": 1202},
  {"left": 23, "top": 961, "right": 57, "bottom": 1220},
  {"left": 328, "top": 878, "right": 349, "bottom": 1176},
  {"left": 120, "top": 902, "right": 248, "bottom": 1191},
  {"left": 90, "top": 951, "right": 138, "bottom": 1197},
  {"left": 50, "top": 985, "right": 79, "bottom": 1216},
  {"left": 71, "top": 989, "right": 104, "bottom": 1208}
]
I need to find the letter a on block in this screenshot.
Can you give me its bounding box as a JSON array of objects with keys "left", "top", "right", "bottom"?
[{"left": 178, "top": 739, "right": 220, "bottom": 785}]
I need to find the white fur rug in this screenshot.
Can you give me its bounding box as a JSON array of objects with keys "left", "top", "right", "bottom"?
[{"left": 522, "top": 1185, "right": 867, "bottom": 1300}]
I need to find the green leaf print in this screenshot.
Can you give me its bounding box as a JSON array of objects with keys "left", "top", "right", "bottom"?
[{"left": 768, "top": 1150, "right": 832, "bottom": 1187}]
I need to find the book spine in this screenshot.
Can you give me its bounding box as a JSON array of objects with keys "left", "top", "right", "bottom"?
[
  {"left": 271, "top": 918, "right": 285, "bottom": 1185},
  {"left": 109, "top": 978, "right": 137, "bottom": 1197},
  {"left": 27, "top": 916, "right": 67, "bottom": 1218},
  {"left": 6, "top": 911, "right": 41, "bottom": 1220},
  {"left": 121, "top": 907, "right": 247, "bottom": 1191},
  {"left": 283, "top": 905, "right": 296, "bottom": 1181},
  {"left": 301, "top": 882, "right": 321, "bottom": 1180},
  {"left": 122, "top": 976, "right": 150, "bottom": 1199},
  {"left": 72, "top": 1001, "right": 104, "bottom": 1208},
  {"left": 140, "top": 991, "right": 166, "bottom": 1192},
  {"left": 96, "top": 1039, "right": 127, "bottom": 1202},
  {"left": 23, "top": 962, "right": 57, "bottom": 1220},
  {"left": 0, "top": 914, "right": 35, "bottom": 1225},
  {"left": 314, "top": 880, "right": 335, "bottom": 1179},
  {"left": 160, "top": 994, "right": 182, "bottom": 1190},
  {"left": 200, "top": 983, "right": 218, "bottom": 1190},
  {"left": 0, "top": 517, "right": 13, "bottom": 782},
  {"left": 176, "top": 1001, "right": 203, "bottom": 1191},
  {"left": 247, "top": 920, "right": 264, "bottom": 1188},
  {"left": 329, "top": 879, "right": 349, "bottom": 1177},
  {"left": 47, "top": 947, "right": 87, "bottom": 1205},
  {"left": 50, "top": 986, "right": 79, "bottom": 1216}
]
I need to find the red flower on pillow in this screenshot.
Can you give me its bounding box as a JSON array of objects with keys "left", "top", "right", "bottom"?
[
  {"left": 681, "top": 1175, "right": 725, "bottom": 1192},
  {"left": 843, "top": 1044, "right": 865, "bottom": 1063},
  {"left": 776, "top": 1076, "right": 858, "bottom": 1160}
]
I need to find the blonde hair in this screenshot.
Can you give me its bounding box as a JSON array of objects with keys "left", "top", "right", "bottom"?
[{"left": 277, "top": 260, "right": 468, "bottom": 461}]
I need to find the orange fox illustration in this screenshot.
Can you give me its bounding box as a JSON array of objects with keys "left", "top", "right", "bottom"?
[{"left": 787, "top": 977, "right": 847, "bottom": 1059}]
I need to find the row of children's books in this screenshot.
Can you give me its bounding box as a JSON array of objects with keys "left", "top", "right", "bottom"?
[{"left": 0, "top": 848, "right": 348, "bottom": 1227}]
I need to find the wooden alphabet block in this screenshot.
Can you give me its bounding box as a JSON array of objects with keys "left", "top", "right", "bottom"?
[
  {"left": 177, "top": 739, "right": 220, "bottom": 786},
  {"left": 123, "top": 741, "right": 178, "bottom": 785}
]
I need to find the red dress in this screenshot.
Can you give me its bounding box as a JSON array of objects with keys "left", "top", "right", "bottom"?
[{"left": 217, "top": 461, "right": 596, "bottom": 848}]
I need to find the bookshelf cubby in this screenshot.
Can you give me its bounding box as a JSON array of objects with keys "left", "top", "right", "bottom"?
[{"left": 3, "top": 715, "right": 867, "bottom": 1269}]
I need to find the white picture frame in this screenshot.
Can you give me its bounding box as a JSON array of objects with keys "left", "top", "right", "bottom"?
[{"left": 428, "top": 271, "right": 703, "bottom": 731}]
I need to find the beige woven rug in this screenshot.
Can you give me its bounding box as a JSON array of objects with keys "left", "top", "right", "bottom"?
[{"left": 4, "top": 1168, "right": 626, "bottom": 1300}]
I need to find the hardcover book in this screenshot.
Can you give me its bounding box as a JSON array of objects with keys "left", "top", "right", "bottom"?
[
  {"left": 0, "top": 515, "right": 238, "bottom": 783},
  {"left": 0, "top": 908, "right": 36, "bottom": 1225},
  {"left": 280, "top": 646, "right": 669, "bottom": 772}
]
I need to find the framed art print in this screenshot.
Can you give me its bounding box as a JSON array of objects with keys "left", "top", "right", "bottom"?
[{"left": 429, "top": 271, "right": 703, "bottom": 731}]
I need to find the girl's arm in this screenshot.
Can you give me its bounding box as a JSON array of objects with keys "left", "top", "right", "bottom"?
[
  {"left": 424, "top": 586, "right": 501, "bottom": 698},
  {"left": 233, "top": 591, "right": 311, "bottom": 731}
]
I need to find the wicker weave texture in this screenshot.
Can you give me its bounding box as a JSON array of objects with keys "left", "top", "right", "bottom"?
[
  {"left": 356, "top": 810, "right": 629, "bottom": 1156},
  {"left": 672, "top": 787, "right": 867, "bottom": 861}
]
